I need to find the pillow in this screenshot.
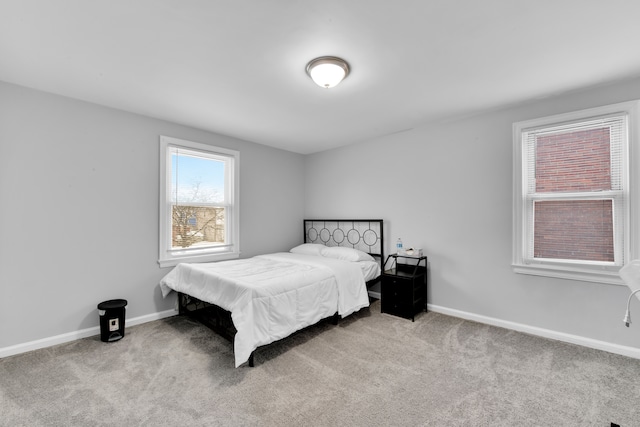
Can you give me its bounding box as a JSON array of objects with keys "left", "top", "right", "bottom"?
[
  {"left": 290, "top": 243, "right": 326, "bottom": 256},
  {"left": 320, "top": 246, "right": 375, "bottom": 262}
]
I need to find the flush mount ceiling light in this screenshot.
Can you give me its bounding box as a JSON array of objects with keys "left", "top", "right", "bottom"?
[{"left": 305, "top": 56, "right": 350, "bottom": 89}]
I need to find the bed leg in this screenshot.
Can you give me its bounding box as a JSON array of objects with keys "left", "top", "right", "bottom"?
[
  {"left": 332, "top": 312, "right": 339, "bottom": 325},
  {"left": 177, "top": 292, "right": 186, "bottom": 315},
  {"left": 249, "top": 352, "right": 255, "bottom": 367}
]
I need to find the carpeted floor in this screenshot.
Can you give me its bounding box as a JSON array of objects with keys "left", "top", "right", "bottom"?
[{"left": 1, "top": 299, "right": 640, "bottom": 426}]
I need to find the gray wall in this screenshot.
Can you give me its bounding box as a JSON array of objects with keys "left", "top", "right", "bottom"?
[
  {"left": 304, "top": 76, "right": 640, "bottom": 350},
  {"left": 0, "top": 81, "right": 305, "bottom": 348}
]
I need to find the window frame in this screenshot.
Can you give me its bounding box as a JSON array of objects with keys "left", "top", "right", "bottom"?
[
  {"left": 512, "top": 101, "right": 640, "bottom": 285},
  {"left": 158, "top": 136, "right": 240, "bottom": 268}
]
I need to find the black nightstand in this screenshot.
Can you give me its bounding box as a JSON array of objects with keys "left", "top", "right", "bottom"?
[{"left": 381, "top": 254, "right": 427, "bottom": 321}]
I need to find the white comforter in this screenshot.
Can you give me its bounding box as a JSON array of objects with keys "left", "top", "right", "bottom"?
[{"left": 159, "top": 252, "right": 370, "bottom": 367}]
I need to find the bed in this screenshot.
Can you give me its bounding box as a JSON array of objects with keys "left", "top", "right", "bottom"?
[{"left": 159, "top": 219, "right": 384, "bottom": 367}]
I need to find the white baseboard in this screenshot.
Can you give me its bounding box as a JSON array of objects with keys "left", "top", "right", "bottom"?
[
  {"left": 0, "top": 309, "right": 177, "bottom": 359},
  {"left": 427, "top": 303, "right": 640, "bottom": 360}
]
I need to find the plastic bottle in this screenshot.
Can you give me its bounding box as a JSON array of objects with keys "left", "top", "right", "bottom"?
[{"left": 396, "top": 238, "right": 403, "bottom": 254}]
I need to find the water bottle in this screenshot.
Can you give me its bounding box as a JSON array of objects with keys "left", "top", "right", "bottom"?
[{"left": 396, "top": 238, "right": 403, "bottom": 254}]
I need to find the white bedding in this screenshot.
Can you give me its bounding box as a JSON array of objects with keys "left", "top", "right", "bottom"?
[
  {"left": 359, "top": 260, "right": 381, "bottom": 282},
  {"left": 159, "top": 252, "right": 372, "bottom": 367}
]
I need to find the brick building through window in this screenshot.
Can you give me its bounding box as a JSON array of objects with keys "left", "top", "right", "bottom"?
[{"left": 533, "top": 128, "right": 614, "bottom": 262}]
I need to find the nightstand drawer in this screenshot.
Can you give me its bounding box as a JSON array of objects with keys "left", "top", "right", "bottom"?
[
  {"left": 381, "top": 298, "right": 412, "bottom": 316},
  {"left": 381, "top": 276, "right": 413, "bottom": 299}
]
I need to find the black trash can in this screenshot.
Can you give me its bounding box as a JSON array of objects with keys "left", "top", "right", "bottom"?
[{"left": 97, "top": 299, "right": 127, "bottom": 342}]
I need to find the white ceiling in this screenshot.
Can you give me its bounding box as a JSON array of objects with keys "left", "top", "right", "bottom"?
[{"left": 3, "top": 1, "right": 640, "bottom": 154}]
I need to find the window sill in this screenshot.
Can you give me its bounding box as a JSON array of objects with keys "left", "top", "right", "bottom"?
[
  {"left": 512, "top": 263, "right": 624, "bottom": 286},
  {"left": 158, "top": 251, "right": 240, "bottom": 268}
]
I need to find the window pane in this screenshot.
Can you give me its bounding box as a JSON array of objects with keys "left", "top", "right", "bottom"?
[
  {"left": 171, "top": 150, "right": 226, "bottom": 249},
  {"left": 533, "top": 200, "right": 614, "bottom": 262},
  {"left": 172, "top": 206, "right": 225, "bottom": 249},
  {"left": 171, "top": 152, "right": 225, "bottom": 204},
  {"left": 535, "top": 127, "right": 611, "bottom": 193}
]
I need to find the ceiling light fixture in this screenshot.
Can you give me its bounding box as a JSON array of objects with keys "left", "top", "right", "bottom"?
[{"left": 305, "top": 56, "right": 350, "bottom": 89}]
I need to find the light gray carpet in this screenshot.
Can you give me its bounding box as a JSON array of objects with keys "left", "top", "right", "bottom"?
[{"left": 1, "top": 300, "right": 639, "bottom": 426}]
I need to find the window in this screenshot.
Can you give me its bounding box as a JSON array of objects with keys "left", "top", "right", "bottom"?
[
  {"left": 159, "top": 136, "right": 239, "bottom": 267},
  {"left": 513, "top": 101, "right": 640, "bottom": 284}
]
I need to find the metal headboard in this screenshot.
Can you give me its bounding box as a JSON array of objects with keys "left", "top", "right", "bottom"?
[{"left": 303, "top": 219, "right": 384, "bottom": 261}]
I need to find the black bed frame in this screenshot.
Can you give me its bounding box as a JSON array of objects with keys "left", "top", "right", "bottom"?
[{"left": 177, "top": 219, "right": 384, "bottom": 367}]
